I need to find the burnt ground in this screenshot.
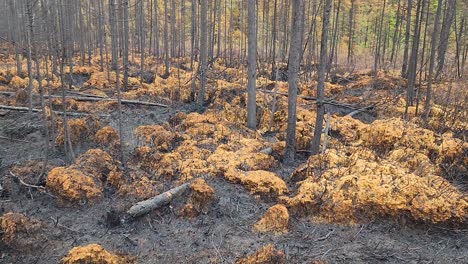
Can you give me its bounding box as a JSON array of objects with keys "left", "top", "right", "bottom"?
[{"left": 1, "top": 106, "right": 467, "bottom": 264}]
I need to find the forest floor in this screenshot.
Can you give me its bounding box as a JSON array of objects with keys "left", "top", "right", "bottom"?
[{"left": 0, "top": 57, "right": 467, "bottom": 263}]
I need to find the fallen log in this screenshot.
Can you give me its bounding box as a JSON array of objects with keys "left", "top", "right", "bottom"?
[
  {"left": 0, "top": 91, "right": 169, "bottom": 108},
  {"left": 0, "top": 91, "right": 15, "bottom": 96},
  {"left": 346, "top": 105, "right": 375, "bottom": 117},
  {"left": 66, "top": 90, "right": 107, "bottom": 98},
  {"left": 125, "top": 180, "right": 193, "bottom": 219},
  {"left": 257, "top": 89, "right": 358, "bottom": 109},
  {"left": 260, "top": 147, "right": 273, "bottom": 155},
  {"left": 0, "top": 104, "right": 109, "bottom": 117}
]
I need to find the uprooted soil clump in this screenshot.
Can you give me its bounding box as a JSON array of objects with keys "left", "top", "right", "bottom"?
[
  {"left": 287, "top": 147, "right": 467, "bottom": 224},
  {"left": 0, "top": 212, "right": 43, "bottom": 250},
  {"left": 236, "top": 244, "right": 286, "bottom": 264},
  {"left": 46, "top": 149, "right": 120, "bottom": 201},
  {"left": 225, "top": 169, "right": 288, "bottom": 197},
  {"left": 62, "top": 243, "right": 134, "bottom": 264},
  {"left": 253, "top": 204, "right": 289, "bottom": 234},
  {"left": 179, "top": 178, "right": 215, "bottom": 218}
]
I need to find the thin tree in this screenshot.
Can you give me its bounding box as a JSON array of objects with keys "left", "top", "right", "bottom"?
[
  {"left": 435, "top": 0, "right": 456, "bottom": 79},
  {"left": 123, "top": 0, "right": 129, "bottom": 91},
  {"left": 310, "top": 0, "right": 332, "bottom": 155},
  {"left": 246, "top": 0, "right": 257, "bottom": 130},
  {"left": 283, "top": 0, "right": 304, "bottom": 163},
  {"left": 401, "top": 0, "right": 413, "bottom": 77},
  {"left": 163, "top": 0, "right": 170, "bottom": 77},
  {"left": 423, "top": 0, "right": 443, "bottom": 121},
  {"left": 197, "top": 0, "right": 208, "bottom": 108}
]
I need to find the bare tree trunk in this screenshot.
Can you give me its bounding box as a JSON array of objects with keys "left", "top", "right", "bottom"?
[
  {"left": 149, "top": 0, "right": 154, "bottom": 55},
  {"left": 310, "top": 0, "right": 332, "bottom": 155},
  {"left": 172, "top": 0, "right": 178, "bottom": 56},
  {"left": 373, "top": 0, "right": 387, "bottom": 81},
  {"left": 405, "top": 0, "right": 423, "bottom": 118},
  {"left": 328, "top": 0, "right": 341, "bottom": 78},
  {"left": 454, "top": 15, "right": 464, "bottom": 78},
  {"left": 164, "top": 0, "right": 170, "bottom": 77},
  {"left": 155, "top": 0, "right": 160, "bottom": 57},
  {"left": 284, "top": 0, "right": 304, "bottom": 163},
  {"left": 190, "top": 0, "right": 197, "bottom": 69},
  {"left": 347, "top": 0, "right": 355, "bottom": 64},
  {"left": 26, "top": 0, "right": 34, "bottom": 114},
  {"left": 390, "top": 0, "right": 402, "bottom": 65},
  {"left": 123, "top": 0, "right": 130, "bottom": 91},
  {"left": 140, "top": 0, "right": 146, "bottom": 83},
  {"left": 109, "top": 0, "right": 118, "bottom": 71},
  {"left": 181, "top": 0, "right": 186, "bottom": 57},
  {"left": 415, "top": 0, "right": 430, "bottom": 116},
  {"left": 423, "top": 0, "right": 443, "bottom": 121},
  {"left": 270, "top": 0, "right": 278, "bottom": 79},
  {"left": 401, "top": 0, "right": 413, "bottom": 77},
  {"left": 247, "top": 0, "right": 257, "bottom": 130},
  {"left": 97, "top": 0, "right": 104, "bottom": 71},
  {"left": 435, "top": 0, "right": 456, "bottom": 79},
  {"left": 8, "top": 0, "right": 22, "bottom": 75},
  {"left": 78, "top": 0, "right": 85, "bottom": 66},
  {"left": 197, "top": 0, "right": 208, "bottom": 108}
]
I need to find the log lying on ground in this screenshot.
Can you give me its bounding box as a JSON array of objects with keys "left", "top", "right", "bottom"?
[
  {"left": 257, "top": 89, "right": 359, "bottom": 110},
  {"left": 66, "top": 90, "right": 107, "bottom": 98},
  {"left": 0, "top": 91, "right": 169, "bottom": 108},
  {"left": 346, "top": 105, "right": 375, "bottom": 117},
  {"left": 0, "top": 104, "right": 109, "bottom": 117},
  {"left": 125, "top": 180, "right": 193, "bottom": 219}
]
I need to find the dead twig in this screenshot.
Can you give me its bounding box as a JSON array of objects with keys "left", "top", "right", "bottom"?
[
  {"left": 49, "top": 216, "right": 80, "bottom": 233},
  {"left": 9, "top": 171, "right": 56, "bottom": 198},
  {"left": 66, "top": 90, "right": 107, "bottom": 98},
  {"left": 0, "top": 135, "right": 33, "bottom": 143},
  {"left": 315, "top": 230, "right": 335, "bottom": 242},
  {"left": 10, "top": 171, "right": 46, "bottom": 190}
]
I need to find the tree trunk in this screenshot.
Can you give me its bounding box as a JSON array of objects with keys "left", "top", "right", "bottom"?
[
  {"left": 423, "top": 0, "right": 443, "bottom": 121},
  {"left": 347, "top": 0, "right": 355, "bottom": 64},
  {"left": 310, "top": 0, "right": 332, "bottom": 155},
  {"left": 140, "top": 0, "right": 146, "bottom": 83},
  {"left": 405, "top": 0, "right": 423, "bottom": 117},
  {"left": 401, "top": 0, "right": 413, "bottom": 77},
  {"left": 164, "top": 0, "right": 170, "bottom": 77},
  {"left": 197, "top": 0, "right": 208, "bottom": 108},
  {"left": 123, "top": 0, "right": 130, "bottom": 91},
  {"left": 435, "top": 0, "right": 456, "bottom": 79},
  {"left": 247, "top": 0, "right": 257, "bottom": 130},
  {"left": 283, "top": 0, "right": 304, "bottom": 163}
]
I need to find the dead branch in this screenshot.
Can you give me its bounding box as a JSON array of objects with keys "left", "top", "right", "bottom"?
[
  {"left": 0, "top": 91, "right": 169, "bottom": 108},
  {"left": 9, "top": 172, "right": 46, "bottom": 190},
  {"left": 0, "top": 135, "right": 33, "bottom": 143},
  {"left": 257, "top": 89, "right": 359, "bottom": 109},
  {"left": 125, "top": 180, "right": 193, "bottom": 219},
  {"left": 346, "top": 105, "right": 375, "bottom": 117},
  {"left": 66, "top": 90, "right": 107, "bottom": 98},
  {"left": 10, "top": 171, "right": 57, "bottom": 198},
  {"left": 321, "top": 114, "right": 331, "bottom": 154},
  {"left": 260, "top": 147, "right": 273, "bottom": 155},
  {"left": 0, "top": 104, "right": 109, "bottom": 117},
  {"left": 315, "top": 230, "right": 335, "bottom": 242}
]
